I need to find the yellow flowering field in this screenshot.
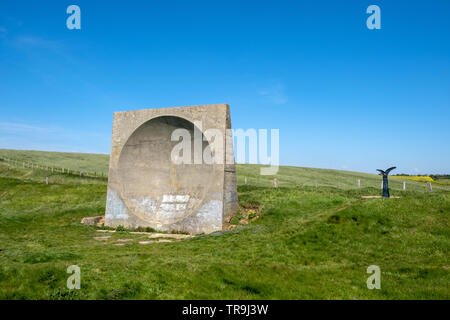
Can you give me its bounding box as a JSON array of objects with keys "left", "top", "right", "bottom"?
[{"left": 392, "top": 175, "right": 434, "bottom": 183}]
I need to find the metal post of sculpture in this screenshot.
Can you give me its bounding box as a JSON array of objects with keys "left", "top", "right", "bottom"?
[{"left": 376, "top": 167, "right": 396, "bottom": 198}]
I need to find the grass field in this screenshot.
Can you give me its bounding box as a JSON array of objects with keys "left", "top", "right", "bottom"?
[
  {"left": 1, "top": 148, "right": 448, "bottom": 192},
  {"left": 0, "top": 150, "right": 449, "bottom": 299},
  {"left": 0, "top": 149, "right": 110, "bottom": 175}
]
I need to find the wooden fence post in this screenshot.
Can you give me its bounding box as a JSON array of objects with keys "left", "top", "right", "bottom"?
[
  {"left": 357, "top": 179, "right": 361, "bottom": 188},
  {"left": 403, "top": 181, "right": 406, "bottom": 191},
  {"left": 427, "top": 182, "right": 432, "bottom": 192}
]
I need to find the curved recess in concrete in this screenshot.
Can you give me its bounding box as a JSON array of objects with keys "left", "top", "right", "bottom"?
[{"left": 117, "top": 116, "right": 214, "bottom": 229}]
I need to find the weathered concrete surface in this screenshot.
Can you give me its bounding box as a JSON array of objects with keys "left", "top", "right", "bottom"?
[{"left": 105, "top": 104, "right": 239, "bottom": 234}]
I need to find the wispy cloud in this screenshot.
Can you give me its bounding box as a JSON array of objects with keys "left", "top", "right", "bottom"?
[
  {"left": 0, "top": 26, "right": 7, "bottom": 39},
  {"left": 0, "top": 121, "right": 109, "bottom": 154},
  {"left": 11, "top": 35, "right": 61, "bottom": 51},
  {"left": 258, "top": 82, "right": 288, "bottom": 105},
  {"left": 0, "top": 122, "right": 53, "bottom": 134}
]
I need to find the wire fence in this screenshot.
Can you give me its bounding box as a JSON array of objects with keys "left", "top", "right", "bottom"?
[
  {"left": 0, "top": 156, "right": 108, "bottom": 180},
  {"left": 0, "top": 155, "right": 448, "bottom": 192},
  {"left": 236, "top": 174, "right": 449, "bottom": 192}
]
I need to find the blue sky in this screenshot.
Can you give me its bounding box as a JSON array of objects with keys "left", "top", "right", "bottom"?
[{"left": 0, "top": 0, "right": 449, "bottom": 174}]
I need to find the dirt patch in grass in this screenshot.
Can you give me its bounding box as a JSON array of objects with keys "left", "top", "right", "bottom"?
[{"left": 227, "top": 204, "right": 263, "bottom": 228}]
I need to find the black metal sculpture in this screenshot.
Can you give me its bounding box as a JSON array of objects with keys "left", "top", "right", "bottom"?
[{"left": 376, "top": 167, "right": 396, "bottom": 198}]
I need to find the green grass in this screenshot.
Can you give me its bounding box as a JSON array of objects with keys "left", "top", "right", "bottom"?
[
  {"left": 0, "top": 149, "right": 109, "bottom": 175},
  {"left": 433, "top": 178, "right": 450, "bottom": 186},
  {"left": 2, "top": 148, "right": 448, "bottom": 191},
  {"left": 0, "top": 150, "right": 449, "bottom": 299},
  {"left": 236, "top": 164, "right": 450, "bottom": 192}
]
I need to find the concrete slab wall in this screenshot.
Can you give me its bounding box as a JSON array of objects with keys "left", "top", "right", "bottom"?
[{"left": 105, "top": 104, "right": 239, "bottom": 234}]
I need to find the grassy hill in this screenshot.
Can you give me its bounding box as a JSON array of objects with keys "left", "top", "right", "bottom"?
[
  {"left": 0, "top": 149, "right": 448, "bottom": 299},
  {"left": 0, "top": 149, "right": 110, "bottom": 175},
  {"left": 1, "top": 148, "right": 447, "bottom": 192}
]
